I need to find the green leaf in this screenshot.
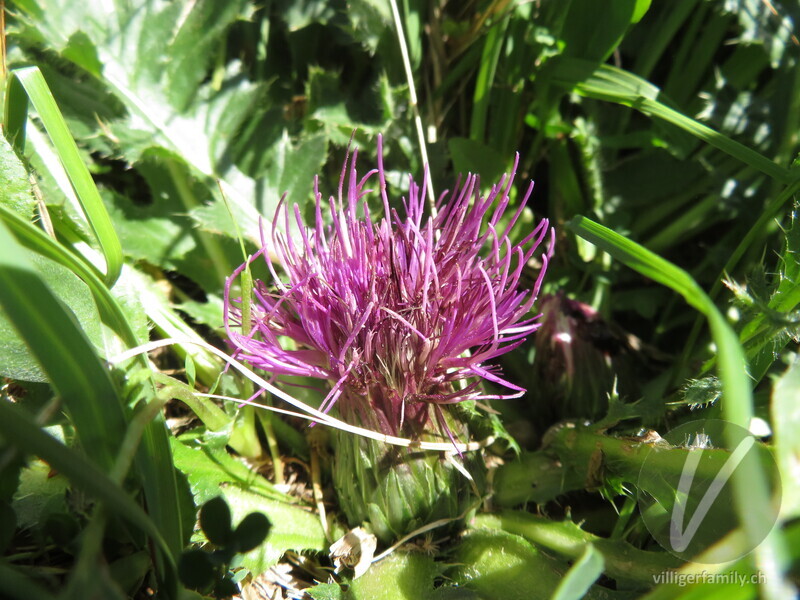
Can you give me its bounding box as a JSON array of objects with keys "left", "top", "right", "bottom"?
[
  {"left": 10, "top": 0, "right": 271, "bottom": 239},
  {"left": 561, "top": 0, "right": 645, "bottom": 63},
  {"left": 0, "top": 134, "right": 36, "bottom": 219},
  {"left": 62, "top": 31, "right": 103, "bottom": 77},
  {"left": 0, "top": 563, "right": 57, "bottom": 600},
  {"left": 473, "top": 511, "right": 677, "bottom": 584},
  {"left": 448, "top": 529, "right": 564, "bottom": 600},
  {"left": 0, "top": 204, "right": 144, "bottom": 352},
  {"left": 232, "top": 512, "right": 271, "bottom": 553},
  {"left": 0, "top": 251, "right": 103, "bottom": 382},
  {"left": 735, "top": 206, "right": 800, "bottom": 383},
  {"left": 551, "top": 545, "right": 605, "bottom": 600},
  {"left": 194, "top": 131, "right": 328, "bottom": 244},
  {"left": 547, "top": 58, "right": 793, "bottom": 183},
  {"left": 171, "top": 437, "right": 326, "bottom": 575},
  {"left": 447, "top": 137, "right": 508, "bottom": 185},
  {"left": 11, "top": 456, "right": 69, "bottom": 529},
  {"left": 108, "top": 550, "right": 151, "bottom": 595},
  {"left": 5, "top": 66, "right": 124, "bottom": 286},
  {"left": 307, "top": 583, "right": 344, "bottom": 600},
  {"left": 345, "top": 552, "right": 437, "bottom": 600},
  {"left": 223, "top": 485, "right": 326, "bottom": 575},
  {"left": 305, "top": 67, "right": 389, "bottom": 140},
  {"left": 169, "top": 436, "right": 288, "bottom": 504},
  {"left": 772, "top": 355, "right": 800, "bottom": 519},
  {"left": 0, "top": 208, "right": 184, "bottom": 564},
  {"left": 0, "top": 220, "right": 126, "bottom": 471},
  {"left": 345, "top": 0, "right": 393, "bottom": 55},
  {"left": 0, "top": 400, "right": 176, "bottom": 572},
  {"left": 178, "top": 549, "right": 216, "bottom": 591},
  {"left": 566, "top": 215, "right": 789, "bottom": 591}
]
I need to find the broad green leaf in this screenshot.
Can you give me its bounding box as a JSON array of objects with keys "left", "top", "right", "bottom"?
[
  {"left": 194, "top": 131, "right": 328, "bottom": 245},
  {"left": 176, "top": 296, "right": 225, "bottom": 331},
  {"left": 277, "top": 0, "right": 335, "bottom": 30},
  {"left": 0, "top": 134, "right": 36, "bottom": 219},
  {"left": 169, "top": 436, "right": 299, "bottom": 506},
  {"left": 473, "top": 511, "right": 678, "bottom": 584},
  {"left": 305, "top": 67, "right": 390, "bottom": 141},
  {"left": 448, "top": 529, "right": 565, "bottom": 600},
  {"left": 345, "top": 0, "right": 393, "bottom": 55},
  {"left": 11, "top": 455, "right": 69, "bottom": 529},
  {"left": 108, "top": 551, "right": 151, "bottom": 596},
  {"left": 199, "top": 496, "right": 233, "bottom": 546},
  {"left": 345, "top": 552, "right": 437, "bottom": 600},
  {"left": 307, "top": 583, "right": 344, "bottom": 600},
  {"left": 233, "top": 512, "right": 271, "bottom": 553},
  {"left": 224, "top": 485, "right": 326, "bottom": 574},
  {"left": 9, "top": 0, "right": 269, "bottom": 235},
  {"left": 128, "top": 268, "right": 220, "bottom": 385},
  {"left": 0, "top": 251, "right": 103, "bottom": 382},
  {"left": 447, "top": 137, "right": 507, "bottom": 185},
  {"left": 171, "top": 436, "right": 326, "bottom": 574}
]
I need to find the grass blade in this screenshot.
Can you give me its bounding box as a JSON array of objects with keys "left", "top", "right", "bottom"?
[
  {"left": 470, "top": 14, "right": 508, "bottom": 144},
  {"left": 548, "top": 58, "right": 794, "bottom": 183},
  {"left": 0, "top": 175, "right": 186, "bottom": 566},
  {"left": 0, "top": 219, "right": 126, "bottom": 472},
  {"left": 4, "top": 66, "right": 123, "bottom": 286},
  {"left": 551, "top": 544, "right": 604, "bottom": 600},
  {"left": 0, "top": 399, "right": 176, "bottom": 581},
  {"left": 0, "top": 204, "right": 138, "bottom": 348}
]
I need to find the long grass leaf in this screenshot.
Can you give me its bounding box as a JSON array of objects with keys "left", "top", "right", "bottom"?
[
  {"left": 548, "top": 58, "right": 794, "bottom": 183},
  {"left": 0, "top": 220, "right": 126, "bottom": 472},
  {"left": 0, "top": 399, "right": 176, "bottom": 579},
  {"left": 470, "top": 15, "right": 508, "bottom": 144},
  {"left": 551, "top": 544, "right": 604, "bottom": 600},
  {"left": 0, "top": 199, "right": 185, "bottom": 563},
  {"left": 0, "top": 204, "right": 138, "bottom": 347},
  {"left": 4, "top": 66, "right": 123, "bottom": 286}
]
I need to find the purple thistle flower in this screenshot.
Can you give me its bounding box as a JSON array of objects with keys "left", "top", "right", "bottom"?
[{"left": 224, "top": 135, "right": 554, "bottom": 441}]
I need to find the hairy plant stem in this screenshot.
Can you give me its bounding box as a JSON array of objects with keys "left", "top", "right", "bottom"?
[
  {"left": 472, "top": 511, "right": 680, "bottom": 583},
  {"left": 494, "top": 422, "right": 775, "bottom": 509}
]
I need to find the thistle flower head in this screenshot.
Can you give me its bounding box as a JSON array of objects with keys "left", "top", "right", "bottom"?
[{"left": 224, "top": 136, "right": 554, "bottom": 440}]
